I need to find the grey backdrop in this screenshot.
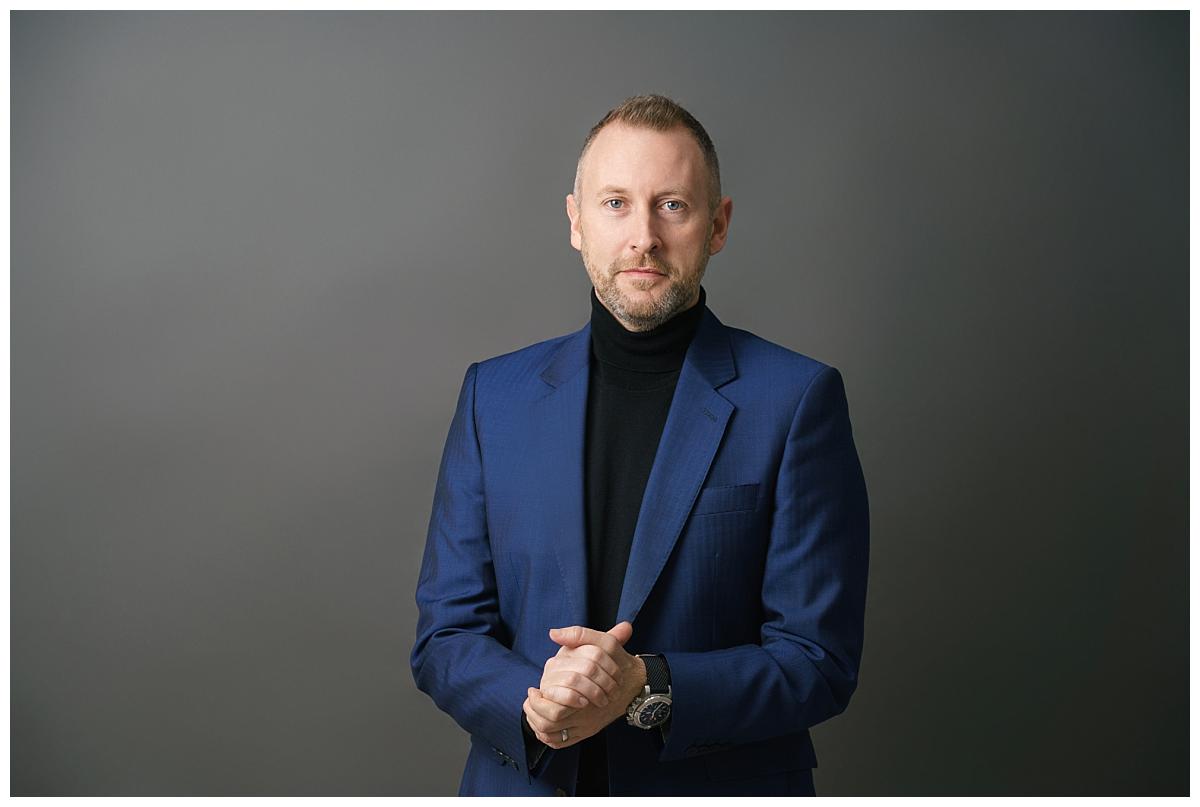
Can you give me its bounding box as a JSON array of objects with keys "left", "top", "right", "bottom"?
[{"left": 11, "top": 11, "right": 1187, "bottom": 796}]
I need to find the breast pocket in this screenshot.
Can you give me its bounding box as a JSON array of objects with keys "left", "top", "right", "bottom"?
[{"left": 690, "top": 483, "right": 760, "bottom": 516}]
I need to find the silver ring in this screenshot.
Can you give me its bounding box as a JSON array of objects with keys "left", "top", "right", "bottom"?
[{"left": 561, "top": 729, "right": 569, "bottom": 743}]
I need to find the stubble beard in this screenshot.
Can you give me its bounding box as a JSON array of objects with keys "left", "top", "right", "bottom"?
[{"left": 582, "top": 240, "right": 709, "bottom": 332}]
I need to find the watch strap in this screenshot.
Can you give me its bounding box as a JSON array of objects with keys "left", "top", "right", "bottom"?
[{"left": 638, "top": 654, "right": 671, "bottom": 694}]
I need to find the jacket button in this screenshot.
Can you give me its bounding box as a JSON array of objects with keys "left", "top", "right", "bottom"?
[{"left": 555, "top": 788, "right": 567, "bottom": 796}]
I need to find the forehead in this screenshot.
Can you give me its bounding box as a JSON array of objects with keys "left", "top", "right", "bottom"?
[{"left": 581, "top": 123, "right": 707, "bottom": 195}]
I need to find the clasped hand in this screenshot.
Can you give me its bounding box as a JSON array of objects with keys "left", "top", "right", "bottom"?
[{"left": 522, "top": 621, "right": 646, "bottom": 749}]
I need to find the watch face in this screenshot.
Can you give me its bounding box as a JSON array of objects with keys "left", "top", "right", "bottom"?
[{"left": 638, "top": 699, "right": 671, "bottom": 726}]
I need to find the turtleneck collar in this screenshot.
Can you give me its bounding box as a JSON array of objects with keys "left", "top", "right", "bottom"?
[{"left": 589, "top": 285, "right": 706, "bottom": 374}]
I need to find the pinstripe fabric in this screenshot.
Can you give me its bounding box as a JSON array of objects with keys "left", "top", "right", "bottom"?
[{"left": 411, "top": 305, "right": 869, "bottom": 796}]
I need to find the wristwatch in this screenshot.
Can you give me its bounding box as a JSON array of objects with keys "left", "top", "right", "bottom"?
[{"left": 626, "top": 654, "right": 672, "bottom": 729}]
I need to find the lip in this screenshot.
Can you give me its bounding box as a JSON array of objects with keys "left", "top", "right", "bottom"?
[{"left": 621, "top": 268, "right": 665, "bottom": 276}]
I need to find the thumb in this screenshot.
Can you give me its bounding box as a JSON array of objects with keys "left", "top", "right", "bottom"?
[{"left": 607, "top": 620, "right": 633, "bottom": 646}]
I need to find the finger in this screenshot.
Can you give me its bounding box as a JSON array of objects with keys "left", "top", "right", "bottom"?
[
  {"left": 542, "top": 656, "right": 619, "bottom": 699},
  {"left": 525, "top": 694, "right": 573, "bottom": 737},
  {"left": 564, "top": 644, "right": 622, "bottom": 682},
  {"left": 526, "top": 701, "right": 566, "bottom": 750},
  {"left": 531, "top": 686, "right": 581, "bottom": 711},
  {"left": 544, "top": 652, "right": 620, "bottom": 693},
  {"left": 535, "top": 683, "right": 590, "bottom": 709},
  {"left": 523, "top": 697, "right": 551, "bottom": 735},
  {"left": 534, "top": 728, "right": 565, "bottom": 748},
  {"left": 553, "top": 647, "right": 626, "bottom": 692},
  {"left": 543, "top": 681, "right": 607, "bottom": 710},
  {"left": 533, "top": 724, "right": 580, "bottom": 749},
  {"left": 527, "top": 688, "right": 578, "bottom": 725},
  {"left": 542, "top": 669, "right": 613, "bottom": 706},
  {"left": 607, "top": 621, "right": 633, "bottom": 646},
  {"left": 549, "top": 625, "right": 621, "bottom": 655},
  {"left": 556, "top": 655, "right": 620, "bottom": 695}
]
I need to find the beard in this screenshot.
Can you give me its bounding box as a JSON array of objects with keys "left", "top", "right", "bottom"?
[{"left": 583, "top": 241, "right": 709, "bottom": 332}]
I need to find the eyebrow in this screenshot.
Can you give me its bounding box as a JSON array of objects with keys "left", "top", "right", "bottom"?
[{"left": 594, "top": 185, "right": 691, "bottom": 198}]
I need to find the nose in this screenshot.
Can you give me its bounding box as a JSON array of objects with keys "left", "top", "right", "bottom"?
[{"left": 628, "top": 208, "right": 662, "bottom": 257}]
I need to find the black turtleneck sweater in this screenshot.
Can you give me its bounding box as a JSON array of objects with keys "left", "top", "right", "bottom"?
[
  {"left": 518, "top": 285, "right": 700, "bottom": 792},
  {"left": 583, "top": 285, "right": 705, "bottom": 632},
  {"left": 521, "top": 285, "right": 704, "bottom": 795},
  {"left": 576, "top": 286, "right": 704, "bottom": 796}
]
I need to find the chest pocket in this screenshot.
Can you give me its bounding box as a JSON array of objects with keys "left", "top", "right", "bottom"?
[{"left": 690, "top": 483, "right": 760, "bottom": 516}]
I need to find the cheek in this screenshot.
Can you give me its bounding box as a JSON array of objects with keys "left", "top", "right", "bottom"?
[
  {"left": 587, "top": 223, "right": 623, "bottom": 250},
  {"left": 586, "top": 236, "right": 623, "bottom": 266},
  {"left": 672, "top": 221, "right": 710, "bottom": 247}
]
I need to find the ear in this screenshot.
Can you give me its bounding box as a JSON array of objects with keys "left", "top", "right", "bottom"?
[
  {"left": 566, "top": 193, "right": 583, "bottom": 252},
  {"left": 707, "top": 196, "right": 733, "bottom": 256}
]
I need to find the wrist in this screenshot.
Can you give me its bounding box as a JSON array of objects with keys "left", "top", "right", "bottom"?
[{"left": 624, "top": 656, "right": 648, "bottom": 709}]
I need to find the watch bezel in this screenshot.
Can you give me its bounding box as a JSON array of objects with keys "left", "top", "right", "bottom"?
[
  {"left": 626, "top": 689, "right": 673, "bottom": 729},
  {"left": 634, "top": 693, "right": 672, "bottom": 728}
]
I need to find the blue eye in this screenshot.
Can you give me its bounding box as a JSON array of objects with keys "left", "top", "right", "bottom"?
[
  {"left": 663, "top": 200, "right": 684, "bottom": 211},
  {"left": 605, "top": 199, "right": 624, "bottom": 209}
]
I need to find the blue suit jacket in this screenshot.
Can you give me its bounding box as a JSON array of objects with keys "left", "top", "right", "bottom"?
[{"left": 411, "top": 304, "right": 870, "bottom": 796}]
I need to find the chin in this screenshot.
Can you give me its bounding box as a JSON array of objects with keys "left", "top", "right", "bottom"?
[
  {"left": 617, "top": 275, "right": 667, "bottom": 294},
  {"left": 617, "top": 287, "right": 664, "bottom": 308}
]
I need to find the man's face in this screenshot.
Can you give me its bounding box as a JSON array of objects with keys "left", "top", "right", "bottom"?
[{"left": 566, "top": 123, "right": 732, "bottom": 331}]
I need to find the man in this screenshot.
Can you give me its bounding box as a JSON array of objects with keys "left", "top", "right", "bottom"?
[{"left": 411, "top": 94, "right": 869, "bottom": 796}]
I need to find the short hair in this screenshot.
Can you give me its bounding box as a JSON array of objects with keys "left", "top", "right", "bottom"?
[{"left": 573, "top": 94, "right": 722, "bottom": 214}]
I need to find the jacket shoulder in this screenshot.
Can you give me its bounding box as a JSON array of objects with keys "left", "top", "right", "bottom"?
[
  {"left": 724, "top": 325, "right": 835, "bottom": 393},
  {"left": 470, "top": 328, "right": 581, "bottom": 391}
]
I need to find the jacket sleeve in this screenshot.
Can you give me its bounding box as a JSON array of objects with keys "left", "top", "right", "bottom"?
[
  {"left": 658, "top": 365, "right": 870, "bottom": 761},
  {"left": 410, "top": 362, "right": 546, "bottom": 780}
]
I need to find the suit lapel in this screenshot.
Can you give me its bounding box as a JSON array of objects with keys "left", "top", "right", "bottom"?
[
  {"left": 616, "top": 307, "right": 737, "bottom": 623},
  {"left": 531, "top": 306, "right": 737, "bottom": 628},
  {"left": 533, "top": 323, "right": 591, "bottom": 627}
]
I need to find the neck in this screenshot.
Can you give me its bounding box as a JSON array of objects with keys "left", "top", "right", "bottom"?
[{"left": 589, "top": 286, "right": 706, "bottom": 374}]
